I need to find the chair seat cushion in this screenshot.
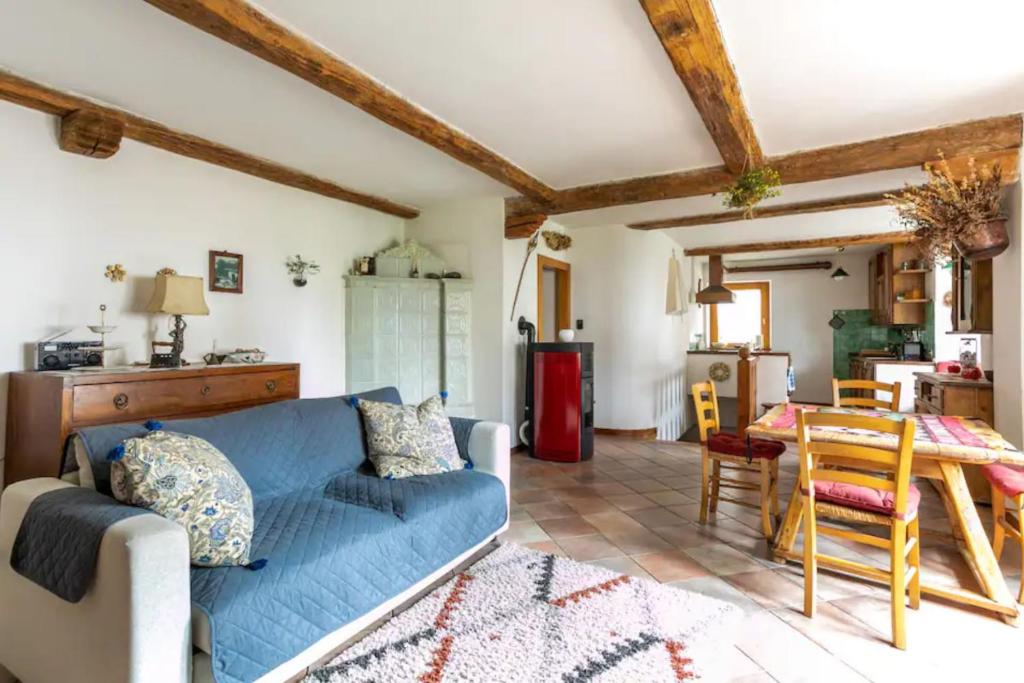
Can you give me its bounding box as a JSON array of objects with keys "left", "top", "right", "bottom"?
[
  {"left": 708, "top": 433, "right": 786, "bottom": 459},
  {"left": 813, "top": 480, "right": 921, "bottom": 519},
  {"left": 982, "top": 463, "right": 1024, "bottom": 498}
]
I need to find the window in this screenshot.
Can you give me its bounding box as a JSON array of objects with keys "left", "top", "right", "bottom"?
[{"left": 709, "top": 281, "right": 771, "bottom": 349}]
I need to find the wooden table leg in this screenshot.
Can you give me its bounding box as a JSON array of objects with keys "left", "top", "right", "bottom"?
[
  {"left": 938, "top": 461, "right": 1019, "bottom": 625},
  {"left": 772, "top": 478, "right": 804, "bottom": 562}
]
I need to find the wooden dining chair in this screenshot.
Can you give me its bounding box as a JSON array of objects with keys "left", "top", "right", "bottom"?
[
  {"left": 691, "top": 381, "right": 786, "bottom": 538},
  {"left": 832, "top": 378, "right": 902, "bottom": 411},
  {"left": 983, "top": 463, "right": 1024, "bottom": 604},
  {"left": 795, "top": 409, "right": 920, "bottom": 650}
]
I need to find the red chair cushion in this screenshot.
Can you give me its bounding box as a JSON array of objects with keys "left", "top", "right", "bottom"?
[
  {"left": 708, "top": 433, "right": 786, "bottom": 459},
  {"left": 812, "top": 480, "right": 921, "bottom": 519},
  {"left": 982, "top": 463, "right": 1024, "bottom": 498}
]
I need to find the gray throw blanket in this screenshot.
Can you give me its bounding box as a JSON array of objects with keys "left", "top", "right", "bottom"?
[
  {"left": 10, "top": 487, "right": 149, "bottom": 602},
  {"left": 449, "top": 416, "right": 480, "bottom": 465}
]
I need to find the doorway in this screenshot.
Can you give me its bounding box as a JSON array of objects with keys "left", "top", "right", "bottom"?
[{"left": 537, "top": 255, "right": 571, "bottom": 342}]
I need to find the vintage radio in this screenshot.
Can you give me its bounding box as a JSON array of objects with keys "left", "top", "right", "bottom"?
[{"left": 36, "top": 340, "right": 104, "bottom": 370}]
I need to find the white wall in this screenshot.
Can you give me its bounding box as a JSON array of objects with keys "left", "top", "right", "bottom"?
[
  {"left": 723, "top": 256, "right": 869, "bottom": 404},
  {"left": 571, "top": 226, "right": 688, "bottom": 431},
  {"left": 405, "top": 198, "right": 506, "bottom": 423},
  {"left": 993, "top": 181, "right": 1024, "bottom": 447},
  {"left": 0, "top": 104, "right": 404, "bottom": 482}
]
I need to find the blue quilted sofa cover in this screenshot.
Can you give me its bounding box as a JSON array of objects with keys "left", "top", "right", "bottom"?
[{"left": 74, "top": 388, "right": 508, "bottom": 683}]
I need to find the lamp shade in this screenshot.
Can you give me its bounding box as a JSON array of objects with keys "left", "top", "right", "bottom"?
[{"left": 147, "top": 274, "right": 210, "bottom": 315}]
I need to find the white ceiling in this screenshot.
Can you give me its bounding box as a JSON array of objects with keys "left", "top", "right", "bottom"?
[
  {"left": 0, "top": 0, "right": 1021, "bottom": 216},
  {"left": 715, "top": 0, "right": 1024, "bottom": 156}
]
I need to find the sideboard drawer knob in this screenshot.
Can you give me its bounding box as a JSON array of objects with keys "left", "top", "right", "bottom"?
[
  {"left": 201, "top": 385, "right": 212, "bottom": 396},
  {"left": 265, "top": 380, "right": 277, "bottom": 392},
  {"left": 113, "top": 393, "right": 129, "bottom": 410}
]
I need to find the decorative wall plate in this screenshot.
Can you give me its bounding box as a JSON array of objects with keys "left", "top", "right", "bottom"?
[{"left": 709, "top": 361, "right": 730, "bottom": 382}]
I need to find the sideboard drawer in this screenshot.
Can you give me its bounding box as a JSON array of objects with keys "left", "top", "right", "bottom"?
[{"left": 72, "top": 369, "right": 298, "bottom": 424}]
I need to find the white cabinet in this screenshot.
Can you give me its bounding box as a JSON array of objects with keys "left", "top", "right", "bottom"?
[
  {"left": 345, "top": 276, "right": 473, "bottom": 415},
  {"left": 870, "top": 362, "right": 934, "bottom": 412}
]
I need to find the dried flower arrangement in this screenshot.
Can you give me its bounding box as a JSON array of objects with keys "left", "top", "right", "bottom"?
[
  {"left": 722, "top": 167, "right": 782, "bottom": 218},
  {"left": 542, "top": 230, "right": 572, "bottom": 251},
  {"left": 886, "top": 157, "right": 1006, "bottom": 261},
  {"left": 509, "top": 229, "right": 572, "bottom": 321}
]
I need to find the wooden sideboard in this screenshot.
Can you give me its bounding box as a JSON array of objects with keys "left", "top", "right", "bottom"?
[
  {"left": 914, "top": 370, "right": 994, "bottom": 502},
  {"left": 4, "top": 363, "right": 299, "bottom": 485}
]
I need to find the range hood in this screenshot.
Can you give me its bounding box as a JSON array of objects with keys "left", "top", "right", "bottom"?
[{"left": 696, "top": 255, "right": 735, "bottom": 304}]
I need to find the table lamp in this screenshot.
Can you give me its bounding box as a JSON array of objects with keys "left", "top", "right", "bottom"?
[{"left": 147, "top": 272, "right": 209, "bottom": 367}]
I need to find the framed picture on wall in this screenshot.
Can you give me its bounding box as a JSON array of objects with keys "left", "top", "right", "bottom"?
[{"left": 209, "top": 250, "right": 244, "bottom": 293}]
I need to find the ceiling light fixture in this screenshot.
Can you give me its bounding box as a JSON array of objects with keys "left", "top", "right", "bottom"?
[{"left": 831, "top": 247, "right": 849, "bottom": 281}]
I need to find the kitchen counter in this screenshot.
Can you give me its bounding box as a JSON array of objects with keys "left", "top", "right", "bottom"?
[{"left": 913, "top": 371, "right": 992, "bottom": 387}]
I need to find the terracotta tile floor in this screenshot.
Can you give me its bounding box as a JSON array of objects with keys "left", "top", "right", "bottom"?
[{"left": 499, "top": 436, "right": 1024, "bottom": 682}]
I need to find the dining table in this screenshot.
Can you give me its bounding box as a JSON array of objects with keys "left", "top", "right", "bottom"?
[{"left": 747, "top": 402, "right": 1024, "bottom": 624}]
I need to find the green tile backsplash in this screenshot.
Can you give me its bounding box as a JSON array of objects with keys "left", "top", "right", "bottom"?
[{"left": 831, "top": 309, "right": 935, "bottom": 380}]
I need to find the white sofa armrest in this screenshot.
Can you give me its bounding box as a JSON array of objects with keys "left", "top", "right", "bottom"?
[
  {"left": 467, "top": 421, "right": 511, "bottom": 512},
  {"left": 0, "top": 479, "right": 191, "bottom": 683}
]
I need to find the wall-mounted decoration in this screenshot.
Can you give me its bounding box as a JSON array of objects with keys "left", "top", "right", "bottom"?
[
  {"left": 509, "top": 228, "right": 572, "bottom": 321},
  {"left": 708, "top": 361, "right": 731, "bottom": 382},
  {"left": 828, "top": 312, "right": 846, "bottom": 330},
  {"left": 104, "top": 264, "right": 126, "bottom": 282},
  {"left": 286, "top": 254, "right": 320, "bottom": 287},
  {"left": 209, "top": 250, "right": 244, "bottom": 293},
  {"left": 374, "top": 239, "right": 444, "bottom": 278}
]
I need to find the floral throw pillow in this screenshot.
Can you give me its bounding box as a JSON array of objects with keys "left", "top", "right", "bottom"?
[
  {"left": 357, "top": 395, "right": 464, "bottom": 479},
  {"left": 111, "top": 430, "right": 254, "bottom": 567}
]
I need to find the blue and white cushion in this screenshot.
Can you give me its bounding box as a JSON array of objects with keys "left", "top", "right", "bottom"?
[
  {"left": 111, "top": 430, "right": 254, "bottom": 567},
  {"left": 357, "top": 395, "right": 464, "bottom": 479}
]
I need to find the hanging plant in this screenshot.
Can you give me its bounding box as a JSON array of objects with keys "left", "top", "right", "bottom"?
[
  {"left": 722, "top": 166, "right": 782, "bottom": 218},
  {"left": 509, "top": 229, "right": 572, "bottom": 322},
  {"left": 885, "top": 156, "right": 1006, "bottom": 261}
]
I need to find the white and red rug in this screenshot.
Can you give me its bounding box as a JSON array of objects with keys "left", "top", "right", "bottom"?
[{"left": 306, "top": 543, "right": 742, "bottom": 683}]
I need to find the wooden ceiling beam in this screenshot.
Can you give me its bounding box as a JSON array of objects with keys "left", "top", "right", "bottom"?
[
  {"left": 505, "top": 213, "right": 547, "bottom": 239},
  {"left": 628, "top": 189, "right": 893, "bottom": 230},
  {"left": 59, "top": 109, "right": 124, "bottom": 159},
  {"left": 640, "top": 0, "right": 762, "bottom": 173},
  {"left": 143, "top": 0, "right": 556, "bottom": 203},
  {"left": 684, "top": 230, "right": 913, "bottom": 257},
  {"left": 0, "top": 70, "right": 418, "bottom": 218},
  {"left": 506, "top": 114, "right": 1023, "bottom": 219}
]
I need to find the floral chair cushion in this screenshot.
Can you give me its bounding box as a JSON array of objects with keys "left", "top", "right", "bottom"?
[
  {"left": 111, "top": 430, "right": 254, "bottom": 567},
  {"left": 357, "top": 395, "right": 464, "bottom": 479}
]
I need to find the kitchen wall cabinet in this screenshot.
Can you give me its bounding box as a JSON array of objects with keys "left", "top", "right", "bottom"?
[{"left": 867, "top": 244, "right": 929, "bottom": 326}]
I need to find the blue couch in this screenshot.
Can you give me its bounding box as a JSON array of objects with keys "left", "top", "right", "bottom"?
[{"left": 0, "top": 388, "right": 511, "bottom": 683}]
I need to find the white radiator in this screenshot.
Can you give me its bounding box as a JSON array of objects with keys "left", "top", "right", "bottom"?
[{"left": 655, "top": 369, "right": 686, "bottom": 441}]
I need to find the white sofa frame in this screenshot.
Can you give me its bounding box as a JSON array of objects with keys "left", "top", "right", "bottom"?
[{"left": 0, "top": 422, "right": 511, "bottom": 683}]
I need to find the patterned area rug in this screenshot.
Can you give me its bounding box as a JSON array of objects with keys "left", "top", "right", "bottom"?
[{"left": 306, "top": 543, "right": 741, "bottom": 683}]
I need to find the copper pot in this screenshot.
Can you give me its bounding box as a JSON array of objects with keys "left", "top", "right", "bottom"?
[{"left": 955, "top": 217, "right": 1009, "bottom": 261}]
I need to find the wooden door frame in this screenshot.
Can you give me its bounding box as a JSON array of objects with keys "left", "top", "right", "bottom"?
[
  {"left": 537, "top": 254, "right": 572, "bottom": 342},
  {"left": 709, "top": 281, "right": 771, "bottom": 348}
]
